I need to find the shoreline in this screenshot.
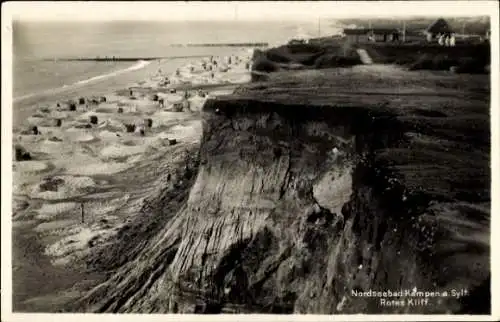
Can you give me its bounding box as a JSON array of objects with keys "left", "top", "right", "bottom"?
[{"left": 11, "top": 47, "right": 254, "bottom": 312}]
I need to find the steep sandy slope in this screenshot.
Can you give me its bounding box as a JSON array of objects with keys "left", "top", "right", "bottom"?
[{"left": 76, "top": 67, "right": 490, "bottom": 314}]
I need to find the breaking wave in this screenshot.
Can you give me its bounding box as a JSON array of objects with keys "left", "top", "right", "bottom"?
[{"left": 13, "top": 60, "right": 152, "bottom": 102}]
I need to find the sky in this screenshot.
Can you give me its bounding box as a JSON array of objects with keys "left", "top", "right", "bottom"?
[{"left": 2, "top": 1, "right": 497, "bottom": 22}]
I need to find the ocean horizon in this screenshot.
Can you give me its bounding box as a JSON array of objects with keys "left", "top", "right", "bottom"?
[{"left": 12, "top": 20, "right": 343, "bottom": 99}]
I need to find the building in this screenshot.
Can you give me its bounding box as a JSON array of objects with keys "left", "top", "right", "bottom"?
[
  {"left": 343, "top": 28, "right": 402, "bottom": 43},
  {"left": 343, "top": 28, "right": 371, "bottom": 43},
  {"left": 402, "top": 30, "right": 426, "bottom": 42},
  {"left": 288, "top": 39, "right": 307, "bottom": 45},
  {"left": 369, "top": 28, "right": 400, "bottom": 42},
  {"left": 424, "top": 18, "right": 454, "bottom": 41}
]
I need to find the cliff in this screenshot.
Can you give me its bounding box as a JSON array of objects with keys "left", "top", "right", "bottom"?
[{"left": 77, "top": 66, "right": 490, "bottom": 314}]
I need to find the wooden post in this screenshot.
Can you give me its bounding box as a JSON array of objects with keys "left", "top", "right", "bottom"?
[{"left": 81, "top": 203, "right": 85, "bottom": 223}]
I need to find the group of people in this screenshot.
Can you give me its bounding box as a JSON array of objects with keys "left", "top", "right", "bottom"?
[{"left": 437, "top": 33, "right": 456, "bottom": 47}]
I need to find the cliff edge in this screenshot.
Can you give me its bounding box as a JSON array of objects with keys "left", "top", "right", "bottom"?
[{"left": 77, "top": 65, "right": 490, "bottom": 314}]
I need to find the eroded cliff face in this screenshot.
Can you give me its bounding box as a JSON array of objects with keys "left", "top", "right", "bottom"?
[{"left": 77, "top": 70, "right": 490, "bottom": 314}]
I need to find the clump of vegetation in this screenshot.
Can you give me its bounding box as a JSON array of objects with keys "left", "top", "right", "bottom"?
[
  {"left": 361, "top": 43, "right": 490, "bottom": 74},
  {"left": 39, "top": 177, "right": 65, "bottom": 192},
  {"left": 79, "top": 97, "right": 86, "bottom": 105},
  {"left": 314, "top": 54, "right": 362, "bottom": 69},
  {"left": 15, "top": 145, "right": 31, "bottom": 161},
  {"left": 89, "top": 115, "right": 98, "bottom": 125},
  {"left": 253, "top": 56, "right": 280, "bottom": 73},
  {"left": 252, "top": 39, "right": 361, "bottom": 73},
  {"left": 125, "top": 123, "right": 136, "bottom": 133},
  {"left": 409, "top": 54, "right": 487, "bottom": 74}
]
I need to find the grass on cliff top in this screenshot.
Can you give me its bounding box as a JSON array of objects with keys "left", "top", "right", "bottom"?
[
  {"left": 359, "top": 42, "right": 490, "bottom": 73},
  {"left": 252, "top": 40, "right": 362, "bottom": 73}
]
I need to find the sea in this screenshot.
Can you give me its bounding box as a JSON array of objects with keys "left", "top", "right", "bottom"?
[{"left": 13, "top": 20, "right": 344, "bottom": 101}]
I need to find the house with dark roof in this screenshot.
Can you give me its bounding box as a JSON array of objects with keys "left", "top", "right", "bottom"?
[
  {"left": 343, "top": 28, "right": 401, "bottom": 43},
  {"left": 425, "top": 18, "right": 454, "bottom": 40},
  {"left": 343, "top": 28, "right": 371, "bottom": 43},
  {"left": 369, "top": 28, "right": 400, "bottom": 42}
]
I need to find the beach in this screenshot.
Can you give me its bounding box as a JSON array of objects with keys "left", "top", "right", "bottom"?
[{"left": 12, "top": 49, "right": 253, "bottom": 311}]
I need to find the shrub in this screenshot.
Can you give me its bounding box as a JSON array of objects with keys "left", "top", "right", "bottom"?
[
  {"left": 145, "top": 118, "right": 153, "bottom": 128},
  {"left": 89, "top": 115, "right": 98, "bottom": 124},
  {"left": 79, "top": 97, "right": 86, "bottom": 105},
  {"left": 314, "top": 54, "right": 362, "bottom": 69},
  {"left": 69, "top": 103, "right": 77, "bottom": 111},
  {"left": 252, "top": 56, "right": 279, "bottom": 73}
]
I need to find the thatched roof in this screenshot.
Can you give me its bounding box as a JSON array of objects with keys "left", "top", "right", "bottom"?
[{"left": 426, "top": 18, "right": 454, "bottom": 34}]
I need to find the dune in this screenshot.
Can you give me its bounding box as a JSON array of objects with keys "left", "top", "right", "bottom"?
[
  {"left": 65, "top": 161, "right": 131, "bottom": 176},
  {"left": 45, "top": 227, "right": 116, "bottom": 266},
  {"left": 36, "top": 202, "right": 79, "bottom": 220},
  {"left": 167, "top": 121, "right": 202, "bottom": 141},
  {"left": 74, "top": 133, "right": 99, "bottom": 143},
  {"left": 30, "top": 176, "right": 96, "bottom": 200},
  {"left": 14, "top": 161, "right": 50, "bottom": 174},
  {"left": 84, "top": 195, "right": 130, "bottom": 217},
  {"left": 97, "top": 119, "right": 125, "bottom": 133},
  {"left": 98, "top": 130, "right": 122, "bottom": 140},
  {"left": 36, "top": 139, "right": 67, "bottom": 155},
  {"left": 99, "top": 143, "right": 146, "bottom": 160}
]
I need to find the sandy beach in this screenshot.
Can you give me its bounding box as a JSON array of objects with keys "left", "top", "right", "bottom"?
[{"left": 12, "top": 49, "right": 253, "bottom": 311}]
